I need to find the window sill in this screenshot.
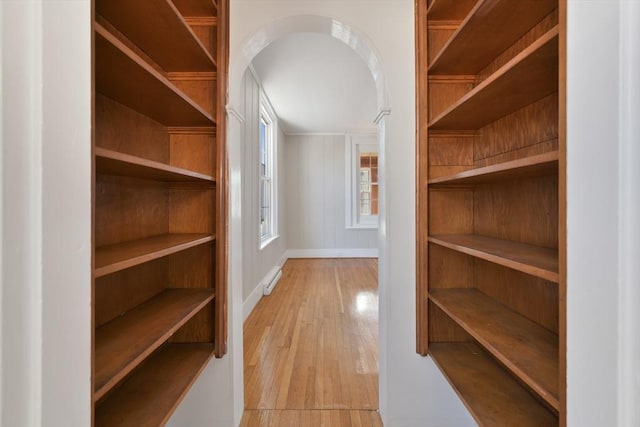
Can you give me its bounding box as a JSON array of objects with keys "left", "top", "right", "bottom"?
[{"left": 260, "top": 234, "right": 279, "bottom": 250}]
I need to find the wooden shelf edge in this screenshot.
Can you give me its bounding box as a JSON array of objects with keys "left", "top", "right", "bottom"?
[
  {"left": 429, "top": 234, "right": 559, "bottom": 282},
  {"left": 95, "top": 22, "right": 216, "bottom": 126},
  {"left": 429, "top": 151, "right": 559, "bottom": 185},
  {"left": 428, "top": 26, "right": 559, "bottom": 130},
  {"left": 95, "top": 343, "right": 215, "bottom": 426},
  {"left": 428, "top": 0, "right": 557, "bottom": 74},
  {"left": 96, "top": 0, "right": 216, "bottom": 72},
  {"left": 95, "top": 233, "right": 215, "bottom": 278},
  {"left": 430, "top": 342, "right": 558, "bottom": 426},
  {"left": 94, "top": 289, "right": 214, "bottom": 400},
  {"left": 95, "top": 147, "right": 215, "bottom": 183},
  {"left": 430, "top": 289, "right": 560, "bottom": 410}
]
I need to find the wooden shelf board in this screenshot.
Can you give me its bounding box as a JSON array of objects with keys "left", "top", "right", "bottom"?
[
  {"left": 95, "top": 343, "right": 214, "bottom": 426},
  {"left": 172, "top": 0, "right": 218, "bottom": 17},
  {"left": 429, "top": 234, "right": 558, "bottom": 282},
  {"left": 429, "top": 27, "right": 559, "bottom": 131},
  {"left": 430, "top": 288, "right": 559, "bottom": 410},
  {"left": 95, "top": 23, "right": 215, "bottom": 127},
  {"left": 95, "top": 233, "right": 215, "bottom": 278},
  {"left": 96, "top": 147, "right": 215, "bottom": 183},
  {"left": 429, "top": 0, "right": 557, "bottom": 75},
  {"left": 427, "top": 0, "right": 477, "bottom": 21},
  {"left": 430, "top": 342, "right": 557, "bottom": 426},
  {"left": 429, "top": 151, "right": 558, "bottom": 186},
  {"left": 96, "top": 0, "right": 215, "bottom": 72},
  {"left": 94, "top": 289, "right": 214, "bottom": 400}
]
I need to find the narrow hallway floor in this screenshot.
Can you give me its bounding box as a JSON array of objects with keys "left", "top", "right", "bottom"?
[{"left": 240, "top": 258, "right": 382, "bottom": 426}]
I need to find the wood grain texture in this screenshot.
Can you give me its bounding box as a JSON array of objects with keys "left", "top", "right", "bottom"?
[
  {"left": 430, "top": 343, "right": 557, "bottom": 426},
  {"left": 475, "top": 10, "right": 559, "bottom": 85},
  {"left": 428, "top": 243, "right": 474, "bottom": 289},
  {"left": 427, "top": 189, "right": 473, "bottom": 235},
  {"left": 475, "top": 259, "right": 559, "bottom": 334},
  {"left": 172, "top": 0, "right": 217, "bottom": 17},
  {"left": 429, "top": 0, "right": 557, "bottom": 74},
  {"left": 95, "top": 23, "right": 214, "bottom": 127},
  {"left": 430, "top": 151, "right": 558, "bottom": 186},
  {"left": 240, "top": 410, "right": 383, "bottom": 427},
  {"left": 95, "top": 175, "right": 169, "bottom": 247},
  {"left": 474, "top": 94, "right": 559, "bottom": 165},
  {"left": 186, "top": 20, "right": 217, "bottom": 59},
  {"left": 427, "top": 77, "right": 474, "bottom": 122},
  {"left": 244, "top": 259, "right": 378, "bottom": 410},
  {"left": 473, "top": 175, "right": 559, "bottom": 248},
  {"left": 94, "top": 289, "right": 214, "bottom": 400},
  {"left": 96, "top": 147, "right": 214, "bottom": 183},
  {"left": 169, "top": 73, "right": 216, "bottom": 117},
  {"left": 95, "top": 344, "right": 214, "bottom": 426},
  {"left": 169, "top": 131, "right": 216, "bottom": 177},
  {"left": 429, "top": 27, "right": 559, "bottom": 130},
  {"left": 415, "top": 0, "right": 430, "bottom": 357},
  {"left": 430, "top": 288, "right": 559, "bottom": 410},
  {"left": 95, "top": 0, "right": 215, "bottom": 72},
  {"left": 95, "top": 233, "right": 214, "bottom": 277},
  {"left": 95, "top": 94, "right": 170, "bottom": 163},
  {"left": 428, "top": 301, "right": 473, "bottom": 343},
  {"left": 429, "top": 234, "right": 559, "bottom": 282},
  {"left": 214, "top": 0, "right": 229, "bottom": 357},
  {"left": 427, "top": 0, "right": 476, "bottom": 21}
]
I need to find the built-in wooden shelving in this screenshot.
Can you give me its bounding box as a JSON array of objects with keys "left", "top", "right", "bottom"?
[
  {"left": 430, "top": 289, "right": 559, "bottom": 409},
  {"left": 95, "top": 234, "right": 215, "bottom": 278},
  {"left": 95, "top": 343, "right": 215, "bottom": 426},
  {"left": 93, "top": 0, "right": 228, "bottom": 422},
  {"left": 429, "top": 151, "right": 558, "bottom": 186},
  {"left": 429, "top": 27, "right": 559, "bottom": 130},
  {"left": 430, "top": 343, "right": 558, "bottom": 426},
  {"left": 96, "top": 148, "right": 215, "bottom": 183},
  {"left": 94, "top": 289, "right": 215, "bottom": 400},
  {"left": 95, "top": 23, "right": 214, "bottom": 127},
  {"left": 416, "top": 0, "right": 564, "bottom": 423},
  {"left": 172, "top": 0, "right": 218, "bottom": 17},
  {"left": 429, "top": 234, "right": 559, "bottom": 282},
  {"left": 429, "top": 0, "right": 557, "bottom": 74},
  {"left": 95, "top": 0, "right": 216, "bottom": 72},
  {"left": 426, "top": 0, "right": 476, "bottom": 21}
]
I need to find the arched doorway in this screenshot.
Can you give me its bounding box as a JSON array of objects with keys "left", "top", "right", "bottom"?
[{"left": 226, "top": 13, "right": 389, "bottom": 423}]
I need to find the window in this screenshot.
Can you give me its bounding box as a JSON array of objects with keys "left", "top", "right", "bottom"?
[
  {"left": 346, "top": 134, "right": 379, "bottom": 228},
  {"left": 259, "top": 92, "right": 277, "bottom": 248}
]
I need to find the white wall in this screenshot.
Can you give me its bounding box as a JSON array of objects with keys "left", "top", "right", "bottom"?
[
  {"left": 284, "top": 134, "right": 378, "bottom": 256},
  {"left": 566, "top": 1, "right": 640, "bottom": 426},
  {"left": 1, "top": 1, "right": 92, "bottom": 426},
  {"left": 240, "top": 69, "right": 287, "bottom": 313}
]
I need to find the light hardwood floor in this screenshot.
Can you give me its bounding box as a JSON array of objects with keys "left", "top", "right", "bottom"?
[{"left": 241, "top": 258, "right": 382, "bottom": 426}]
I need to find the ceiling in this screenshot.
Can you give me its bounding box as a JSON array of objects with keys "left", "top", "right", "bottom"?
[{"left": 250, "top": 32, "right": 378, "bottom": 134}]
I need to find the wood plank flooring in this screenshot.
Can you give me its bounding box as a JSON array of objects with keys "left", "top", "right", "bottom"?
[{"left": 241, "top": 258, "right": 381, "bottom": 426}]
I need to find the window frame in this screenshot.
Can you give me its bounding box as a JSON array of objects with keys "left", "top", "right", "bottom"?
[
  {"left": 345, "top": 133, "right": 379, "bottom": 229},
  {"left": 258, "top": 90, "right": 278, "bottom": 249}
]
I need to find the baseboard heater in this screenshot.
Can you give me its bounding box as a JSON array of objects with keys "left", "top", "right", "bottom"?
[{"left": 263, "top": 266, "right": 282, "bottom": 296}]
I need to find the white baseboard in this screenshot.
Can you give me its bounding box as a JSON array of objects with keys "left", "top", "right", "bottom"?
[
  {"left": 286, "top": 248, "right": 378, "bottom": 258},
  {"left": 243, "top": 253, "right": 289, "bottom": 322}
]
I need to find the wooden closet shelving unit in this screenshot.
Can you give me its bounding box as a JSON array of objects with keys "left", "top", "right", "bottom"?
[
  {"left": 92, "top": 0, "right": 228, "bottom": 425},
  {"left": 416, "top": 0, "right": 566, "bottom": 425}
]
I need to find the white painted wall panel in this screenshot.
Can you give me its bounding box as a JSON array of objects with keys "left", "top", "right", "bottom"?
[
  {"left": 284, "top": 134, "right": 377, "bottom": 251},
  {"left": 240, "top": 70, "right": 287, "bottom": 302}
]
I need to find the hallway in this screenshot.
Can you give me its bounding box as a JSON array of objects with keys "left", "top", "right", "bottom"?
[{"left": 241, "top": 258, "right": 382, "bottom": 426}]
